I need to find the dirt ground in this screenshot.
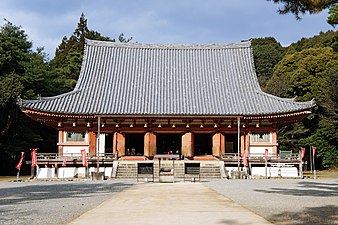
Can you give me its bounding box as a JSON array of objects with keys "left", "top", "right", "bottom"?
[{"left": 303, "top": 169, "right": 338, "bottom": 179}]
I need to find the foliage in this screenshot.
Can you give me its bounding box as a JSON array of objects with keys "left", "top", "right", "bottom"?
[
  {"left": 286, "top": 30, "right": 337, "bottom": 53},
  {"left": 327, "top": 3, "right": 338, "bottom": 26},
  {"left": 0, "top": 20, "right": 58, "bottom": 175},
  {"left": 267, "top": 0, "right": 338, "bottom": 51},
  {"left": 266, "top": 43, "right": 338, "bottom": 168},
  {"left": 0, "top": 19, "right": 31, "bottom": 76},
  {"left": 267, "top": 0, "right": 337, "bottom": 23},
  {"left": 0, "top": 15, "right": 132, "bottom": 175},
  {"left": 251, "top": 37, "right": 285, "bottom": 89},
  {"left": 51, "top": 13, "right": 131, "bottom": 92}
]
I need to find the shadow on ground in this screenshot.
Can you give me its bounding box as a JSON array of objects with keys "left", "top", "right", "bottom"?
[
  {"left": 0, "top": 181, "right": 133, "bottom": 207},
  {"left": 269, "top": 205, "right": 338, "bottom": 225},
  {"left": 254, "top": 181, "right": 338, "bottom": 197},
  {"left": 254, "top": 181, "right": 338, "bottom": 224}
]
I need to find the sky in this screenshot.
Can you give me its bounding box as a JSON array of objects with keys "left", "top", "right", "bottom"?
[{"left": 0, "top": 0, "right": 333, "bottom": 59}]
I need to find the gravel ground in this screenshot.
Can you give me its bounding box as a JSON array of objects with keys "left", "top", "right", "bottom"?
[
  {"left": 0, "top": 180, "right": 135, "bottom": 225},
  {"left": 1, "top": 179, "right": 337, "bottom": 225},
  {"left": 205, "top": 179, "right": 338, "bottom": 225}
]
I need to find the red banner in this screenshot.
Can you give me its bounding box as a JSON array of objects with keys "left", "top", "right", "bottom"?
[
  {"left": 31, "top": 149, "right": 37, "bottom": 166},
  {"left": 265, "top": 149, "right": 269, "bottom": 160},
  {"left": 81, "top": 149, "right": 87, "bottom": 166},
  {"left": 15, "top": 152, "right": 25, "bottom": 170},
  {"left": 62, "top": 156, "right": 67, "bottom": 167},
  {"left": 301, "top": 147, "right": 306, "bottom": 159},
  {"left": 312, "top": 146, "right": 317, "bottom": 157}
]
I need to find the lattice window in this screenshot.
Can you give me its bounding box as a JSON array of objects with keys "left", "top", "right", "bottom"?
[
  {"left": 250, "top": 132, "right": 271, "bottom": 143},
  {"left": 66, "top": 132, "right": 85, "bottom": 142}
]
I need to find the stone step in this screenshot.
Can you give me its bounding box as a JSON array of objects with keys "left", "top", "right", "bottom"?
[{"left": 115, "top": 160, "right": 222, "bottom": 179}]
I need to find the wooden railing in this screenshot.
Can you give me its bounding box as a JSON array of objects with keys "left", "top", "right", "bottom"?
[
  {"left": 222, "top": 153, "right": 240, "bottom": 160},
  {"left": 36, "top": 153, "right": 116, "bottom": 161},
  {"left": 221, "top": 152, "right": 300, "bottom": 161}
]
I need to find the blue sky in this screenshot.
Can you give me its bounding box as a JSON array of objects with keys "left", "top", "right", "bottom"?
[{"left": 0, "top": 0, "right": 333, "bottom": 59}]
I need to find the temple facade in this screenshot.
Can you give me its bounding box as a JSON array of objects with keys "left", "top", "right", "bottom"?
[{"left": 21, "top": 40, "right": 313, "bottom": 179}]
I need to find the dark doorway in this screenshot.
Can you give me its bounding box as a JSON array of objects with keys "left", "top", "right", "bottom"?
[
  {"left": 105, "top": 133, "right": 113, "bottom": 153},
  {"left": 156, "top": 134, "right": 182, "bottom": 154},
  {"left": 194, "top": 134, "right": 212, "bottom": 156},
  {"left": 225, "top": 134, "right": 238, "bottom": 153},
  {"left": 125, "top": 133, "right": 144, "bottom": 156}
]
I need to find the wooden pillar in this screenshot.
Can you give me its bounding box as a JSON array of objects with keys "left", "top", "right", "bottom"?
[
  {"left": 240, "top": 133, "right": 245, "bottom": 155},
  {"left": 245, "top": 132, "right": 250, "bottom": 156},
  {"left": 144, "top": 132, "right": 156, "bottom": 157},
  {"left": 212, "top": 133, "right": 225, "bottom": 157},
  {"left": 113, "top": 132, "right": 125, "bottom": 157},
  {"left": 88, "top": 131, "right": 97, "bottom": 156},
  {"left": 57, "top": 130, "right": 63, "bottom": 156},
  {"left": 182, "top": 132, "right": 193, "bottom": 158},
  {"left": 272, "top": 130, "right": 278, "bottom": 155},
  {"left": 239, "top": 132, "right": 250, "bottom": 157}
]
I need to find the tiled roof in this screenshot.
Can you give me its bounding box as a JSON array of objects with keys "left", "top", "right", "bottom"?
[{"left": 21, "top": 39, "right": 314, "bottom": 116}]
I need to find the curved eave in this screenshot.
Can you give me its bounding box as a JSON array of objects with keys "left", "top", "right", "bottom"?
[
  {"left": 22, "top": 109, "right": 96, "bottom": 119},
  {"left": 243, "top": 109, "right": 312, "bottom": 120},
  {"left": 22, "top": 108, "right": 312, "bottom": 120}
]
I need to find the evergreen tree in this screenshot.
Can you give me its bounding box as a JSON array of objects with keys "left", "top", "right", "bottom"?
[
  {"left": 251, "top": 37, "right": 285, "bottom": 89},
  {"left": 0, "top": 20, "right": 58, "bottom": 175},
  {"left": 266, "top": 42, "right": 338, "bottom": 168},
  {"left": 267, "top": 0, "right": 337, "bottom": 25},
  {"left": 51, "top": 13, "right": 126, "bottom": 91}
]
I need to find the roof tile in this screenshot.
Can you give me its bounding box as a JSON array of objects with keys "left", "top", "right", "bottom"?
[{"left": 22, "top": 39, "right": 314, "bottom": 116}]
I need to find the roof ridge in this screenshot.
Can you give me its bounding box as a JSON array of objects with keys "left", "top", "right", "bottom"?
[{"left": 85, "top": 38, "right": 251, "bottom": 50}]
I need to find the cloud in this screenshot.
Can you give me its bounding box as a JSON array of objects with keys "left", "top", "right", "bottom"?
[{"left": 0, "top": 0, "right": 333, "bottom": 57}]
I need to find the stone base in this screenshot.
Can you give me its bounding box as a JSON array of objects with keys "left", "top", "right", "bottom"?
[
  {"left": 91, "top": 172, "right": 105, "bottom": 180},
  {"left": 159, "top": 175, "right": 174, "bottom": 183}
]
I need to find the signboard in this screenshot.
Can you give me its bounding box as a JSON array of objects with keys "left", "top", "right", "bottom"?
[
  {"left": 137, "top": 162, "right": 154, "bottom": 182},
  {"left": 184, "top": 163, "right": 200, "bottom": 174},
  {"left": 138, "top": 163, "right": 154, "bottom": 174}
]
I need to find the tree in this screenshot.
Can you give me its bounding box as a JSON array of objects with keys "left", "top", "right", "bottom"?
[
  {"left": 327, "top": 3, "right": 338, "bottom": 26},
  {"left": 286, "top": 30, "right": 337, "bottom": 53},
  {"left": 266, "top": 46, "right": 338, "bottom": 168},
  {"left": 267, "top": 0, "right": 337, "bottom": 26},
  {"left": 0, "top": 16, "right": 133, "bottom": 175},
  {"left": 0, "top": 19, "right": 32, "bottom": 76},
  {"left": 0, "top": 20, "right": 31, "bottom": 136},
  {"left": 51, "top": 13, "right": 123, "bottom": 91},
  {"left": 251, "top": 37, "right": 285, "bottom": 89},
  {"left": 0, "top": 20, "right": 59, "bottom": 175}
]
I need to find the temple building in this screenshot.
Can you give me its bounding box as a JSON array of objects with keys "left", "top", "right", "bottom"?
[{"left": 21, "top": 39, "right": 313, "bottom": 179}]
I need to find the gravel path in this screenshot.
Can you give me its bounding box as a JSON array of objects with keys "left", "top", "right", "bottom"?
[
  {"left": 0, "top": 180, "right": 135, "bottom": 225},
  {"left": 1, "top": 179, "right": 337, "bottom": 225},
  {"left": 205, "top": 179, "right": 338, "bottom": 225}
]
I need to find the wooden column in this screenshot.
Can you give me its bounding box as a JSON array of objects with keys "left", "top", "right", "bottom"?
[
  {"left": 182, "top": 132, "right": 194, "bottom": 157},
  {"left": 240, "top": 133, "right": 245, "bottom": 155},
  {"left": 144, "top": 132, "right": 156, "bottom": 157},
  {"left": 113, "top": 132, "right": 125, "bottom": 157},
  {"left": 240, "top": 132, "right": 250, "bottom": 157},
  {"left": 88, "top": 131, "right": 97, "bottom": 156},
  {"left": 245, "top": 132, "right": 250, "bottom": 156},
  {"left": 272, "top": 130, "right": 278, "bottom": 155},
  {"left": 212, "top": 133, "right": 225, "bottom": 157},
  {"left": 57, "top": 130, "right": 64, "bottom": 156}
]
